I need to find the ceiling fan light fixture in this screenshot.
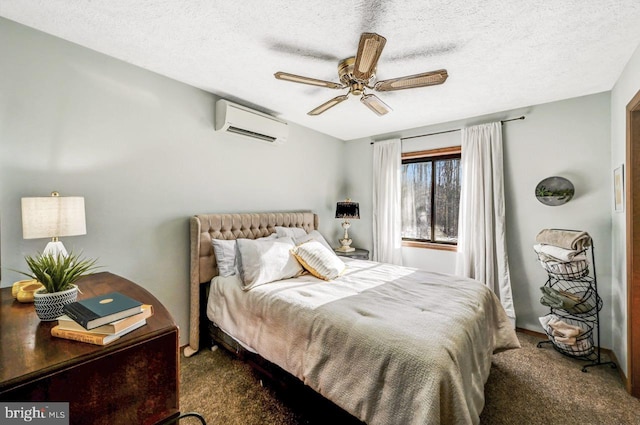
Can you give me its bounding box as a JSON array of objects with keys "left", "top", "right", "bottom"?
[{"left": 361, "top": 94, "right": 392, "bottom": 116}]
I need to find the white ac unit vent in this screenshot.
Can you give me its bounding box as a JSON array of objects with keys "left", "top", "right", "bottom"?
[{"left": 215, "top": 99, "right": 288, "bottom": 145}]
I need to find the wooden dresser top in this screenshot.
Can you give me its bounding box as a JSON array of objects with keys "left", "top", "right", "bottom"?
[{"left": 0, "top": 272, "right": 177, "bottom": 391}]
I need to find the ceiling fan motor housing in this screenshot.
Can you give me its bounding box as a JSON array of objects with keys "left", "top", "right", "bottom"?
[
  {"left": 339, "top": 57, "right": 372, "bottom": 95},
  {"left": 338, "top": 57, "right": 374, "bottom": 86}
]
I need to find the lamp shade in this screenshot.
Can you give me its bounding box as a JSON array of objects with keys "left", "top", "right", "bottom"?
[
  {"left": 21, "top": 196, "right": 86, "bottom": 239},
  {"left": 335, "top": 201, "right": 360, "bottom": 219}
]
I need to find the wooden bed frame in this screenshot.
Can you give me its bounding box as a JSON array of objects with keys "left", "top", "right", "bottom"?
[{"left": 185, "top": 211, "right": 318, "bottom": 357}]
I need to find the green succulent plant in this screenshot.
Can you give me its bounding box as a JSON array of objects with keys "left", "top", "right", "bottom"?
[{"left": 16, "top": 252, "right": 99, "bottom": 293}]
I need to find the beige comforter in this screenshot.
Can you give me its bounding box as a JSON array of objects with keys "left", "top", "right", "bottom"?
[{"left": 207, "top": 259, "right": 520, "bottom": 425}]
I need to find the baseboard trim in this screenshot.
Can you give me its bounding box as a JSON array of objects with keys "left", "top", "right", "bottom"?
[
  {"left": 515, "top": 327, "right": 545, "bottom": 339},
  {"left": 606, "top": 347, "right": 628, "bottom": 389}
]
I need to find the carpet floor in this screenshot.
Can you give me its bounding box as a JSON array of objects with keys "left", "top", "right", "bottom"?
[{"left": 179, "top": 332, "right": 640, "bottom": 424}]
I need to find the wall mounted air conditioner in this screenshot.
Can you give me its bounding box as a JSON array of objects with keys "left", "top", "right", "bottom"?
[{"left": 214, "top": 99, "right": 288, "bottom": 145}]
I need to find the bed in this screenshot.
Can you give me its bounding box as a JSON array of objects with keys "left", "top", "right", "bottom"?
[{"left": 187, "top": 211, "right": 520, "bottom": 425}]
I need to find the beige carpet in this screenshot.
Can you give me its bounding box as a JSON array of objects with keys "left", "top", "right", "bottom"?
[{"left": 179, "top": 332, "right": 640, "bottom": 424}]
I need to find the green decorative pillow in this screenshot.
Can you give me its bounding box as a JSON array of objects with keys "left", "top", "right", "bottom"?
[{"left": 292, "top": 240, "right": 345, "bottom": 281}]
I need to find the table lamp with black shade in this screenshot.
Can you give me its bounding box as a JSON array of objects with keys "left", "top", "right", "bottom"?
[{"left": 335, "top": 199, "right": 359, "bottom": 252}]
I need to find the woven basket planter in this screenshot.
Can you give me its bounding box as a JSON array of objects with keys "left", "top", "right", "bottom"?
[{"left": 33, "top": 285, "right": 78, "bottom": 321}]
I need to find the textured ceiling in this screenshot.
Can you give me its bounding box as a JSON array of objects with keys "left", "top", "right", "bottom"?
[{"left": 2, "top": 1, "right": 640, "bottom": 140}]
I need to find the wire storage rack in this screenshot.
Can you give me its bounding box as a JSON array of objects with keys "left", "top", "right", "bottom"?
[{"left": 536, "top": 235, "right": 617, "bottom": 372}]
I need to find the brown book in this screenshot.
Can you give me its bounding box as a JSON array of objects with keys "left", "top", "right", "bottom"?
[
  {"left": 51, "top": 319, "right": 146, "bottom": 345},
  {"left": 56, "top": 305, "right": 153, "bottom": 334}
]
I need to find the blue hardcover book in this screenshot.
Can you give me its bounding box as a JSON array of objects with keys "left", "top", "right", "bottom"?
[{"left": 63, "top": 292, "right": 143, "bottom": 330}]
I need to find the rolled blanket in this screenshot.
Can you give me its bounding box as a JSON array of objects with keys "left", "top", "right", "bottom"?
[
  {"left": 538, "top": 258, "right": 589, "bottom": 279},
  {"left": 535, "top": 229, "right": 591, "bottom": 251},
  {"left": 553, "top": 335, "right": 577, "bottom": 345},
  {"left": 539, "top": 287, "right": 595, "bottom": 313},
  {"left": 539, "top": 315, "right": 589, "bottom": 349},
  {"left": 548, "top": 318, "right": 582, "bottom": 338},
  {"left": 533, "top": 244, "right": 586, "bottom": 262},
  {"left": 540, "top": 289, "right": 564, "bottom": 309}
]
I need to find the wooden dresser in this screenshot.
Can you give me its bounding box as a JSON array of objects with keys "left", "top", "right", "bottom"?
[{"left": 0, "top": 272, "right": 179, "bottom": 425}]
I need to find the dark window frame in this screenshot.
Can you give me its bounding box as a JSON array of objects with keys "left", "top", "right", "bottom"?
[{"left": 401, "top": 146, "right": 461, "bottom": 251}]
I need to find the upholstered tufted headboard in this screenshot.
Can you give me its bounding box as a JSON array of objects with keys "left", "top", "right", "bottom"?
[{"left": 185, "top": 211, "right": 318, "bottom": 357}]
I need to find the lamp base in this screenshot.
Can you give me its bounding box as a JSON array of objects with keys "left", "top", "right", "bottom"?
[
  {"left": 335, "top": 246, "right": 356, "bottom": 253},
  {"left": 335, "top": 237, "right": 355, "bottom": 252},
  {"left": 336, "top": 220, "right": 356, "bottom": 252},
  {"left": 43, "top": 241, "right": 68, "bottom": 258}
]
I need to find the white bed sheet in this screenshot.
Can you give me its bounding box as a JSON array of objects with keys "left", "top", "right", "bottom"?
[{"left": 207, "top": 258, "right": 519, "bottom": 425}]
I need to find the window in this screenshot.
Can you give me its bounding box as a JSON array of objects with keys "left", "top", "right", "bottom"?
[{"left": 401, "top": 147, "right": 461, "bottom": 249}]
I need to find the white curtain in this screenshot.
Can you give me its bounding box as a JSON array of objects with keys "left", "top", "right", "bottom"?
[
  {"left": 456, "top": 122, "right": 515, "bottom": 323},
  {"left": 372, "top": 139, "right": 403, "bottom": 265}
]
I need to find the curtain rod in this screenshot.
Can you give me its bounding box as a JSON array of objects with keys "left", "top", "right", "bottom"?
[{"left": 369, "top": 115, "right": 526, "bottom": 144}]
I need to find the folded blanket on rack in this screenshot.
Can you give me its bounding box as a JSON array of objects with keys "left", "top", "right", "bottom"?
[
  {"left": 548, "top": 318, "right": 582, "bottom": 338},
  {"left": 538, "top": 258, "right": 588, "bottom": 278},
  {"left": 553, "top": 335, "right": 577, "bottom": 345},
  {"left": 535, "top": 229, "right": 591, "bottom": 251},
  {"left": 539, "top": 287, "right": 594, "bottom": 314},
  {"left": 539, "top": 315, "right": 592, "bottom": 351},
  {"left": 533, "top": 244, "right": 587, "bottom": 262},
  {"left": 549, "top": 318, "right": 584, "bottom": 346}
]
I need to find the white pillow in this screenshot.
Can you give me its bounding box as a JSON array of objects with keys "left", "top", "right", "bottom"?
[
  {"left": 211, "top": 239, "right": 238, "bottom": 277},
  {"left": 212, "top": 234, "right": 278, "bottom": 277},
  {"left": 294, "top": 230, "right": 333, "bottom": 252},
  {"left": 236, "top": 236, "right": 303, "bottom": 290},
  {"left": 291, "top": 240, "right": 346, "bottom": 281},
  {"left": 275, "top": 226, "right": 308, "bottom": 239}
]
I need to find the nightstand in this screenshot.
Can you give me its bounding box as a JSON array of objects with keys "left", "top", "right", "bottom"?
[
  {"left": 0, "top": 272, "right": 180, "bottom": 425},
  {"left": 334, "top": 248, "right": 370, "bottom": 260}
]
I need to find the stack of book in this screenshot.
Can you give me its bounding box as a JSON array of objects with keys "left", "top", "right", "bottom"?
[{"left": 51, "top": 292, "right": 153, "bottom": 346}]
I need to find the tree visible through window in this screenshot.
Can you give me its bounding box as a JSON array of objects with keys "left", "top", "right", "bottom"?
[{"left": 401, "top": 147, "right": 461, "bottom": 246}]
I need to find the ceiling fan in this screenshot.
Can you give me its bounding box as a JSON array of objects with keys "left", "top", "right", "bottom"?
[{"left": 274, "top": 32, "right": 448, "bottom": 116}]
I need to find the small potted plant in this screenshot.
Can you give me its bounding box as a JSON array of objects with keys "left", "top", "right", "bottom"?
[{"left": 16, "top": 252, "right": 99, "bottom": 321}]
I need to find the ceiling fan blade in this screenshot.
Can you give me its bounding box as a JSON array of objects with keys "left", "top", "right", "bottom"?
[
  {"left": 361, "top": 93, "right": 392, "bottom": 116},
  {"left": 308, "top": 94, "right": 349, "bottom": 116},
  {"left": 353, "top": 33, "right": 386, "bottom": 82},
  {"left": 274, "top": 72, "right": 344, "bottom": 89},
  {"left": 374, "top": 69, "right": 448, "bottom": 91}
]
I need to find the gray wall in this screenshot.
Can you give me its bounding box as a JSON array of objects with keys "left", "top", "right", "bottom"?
[
  {"left": 610, "top": 41, "right": 640, "bottom": 376},
  {"left": 343, "top": 92, "right": 614, "bottom": 348},
  {"left": 0, "top": 18, "right": 345, "bottom": 345}
]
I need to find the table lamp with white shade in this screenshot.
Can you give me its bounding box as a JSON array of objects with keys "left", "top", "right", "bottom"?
[
  {"left": 21, "top": 192, "right": 86, "bottom": 258},
  {"left": 335, "top": 199, "right": 360, "bottom": 252}
]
